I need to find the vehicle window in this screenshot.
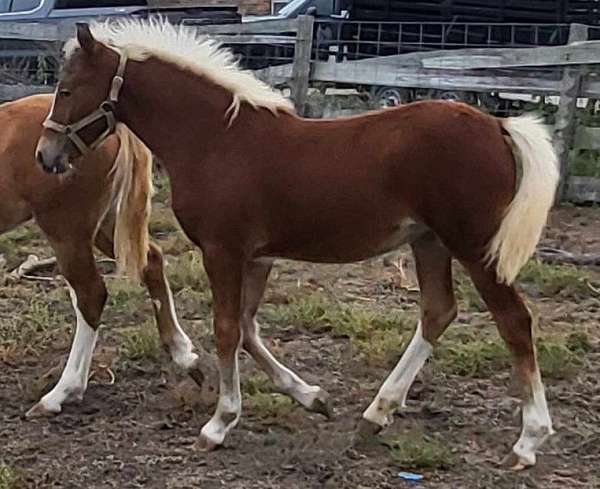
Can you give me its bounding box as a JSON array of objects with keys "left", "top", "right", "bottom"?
[
  {"left": 278, "top": 0, "right": 306, "bottom": 16},
  {"left": 9, "top": 0, "right": 42, "bottom": 12},
  {"left": 0, "top": 0, "right": 9, "bottom": 13},
  {"left": 55, "top": 0, "right": 146, "bottom": 7}
]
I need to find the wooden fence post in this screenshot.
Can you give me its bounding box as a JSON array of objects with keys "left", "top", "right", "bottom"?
[
  {"left": 290, "top": 15, "right": 314, "bottom": 116},
  {"left": 554, "top": 23, "right": 588, "bottom": 203}
]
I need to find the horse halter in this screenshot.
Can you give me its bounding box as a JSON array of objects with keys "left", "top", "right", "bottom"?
[{"left": 43, "top": 49, "right": 128, "bottom": 155}]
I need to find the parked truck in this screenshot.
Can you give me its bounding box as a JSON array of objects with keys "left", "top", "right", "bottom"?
[{"left": 0, "top": 0, "right": 240, "bottom": 88}]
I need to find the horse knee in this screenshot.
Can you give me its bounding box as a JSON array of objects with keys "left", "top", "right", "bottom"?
[{"left": 68, "top": 278, "right": 107, "bottom": 327}]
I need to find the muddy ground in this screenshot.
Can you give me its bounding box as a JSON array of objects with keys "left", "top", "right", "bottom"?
[{"left": 1, "top": 192, "right": 599, "bottom": 489}]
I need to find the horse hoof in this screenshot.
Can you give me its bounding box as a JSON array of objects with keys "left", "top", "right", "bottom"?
[
  {"left": 501, "top": 451, "right": 535, "bottom": 471},
  {"left": 195, "top": 434, "right": 221, "bottom": 452},
  {"left": 307, "top": 388, "right": 333, "bottom": 419},
  {"left": 353, "top": 418, "right": 383, "bottom": 446},
  {"left": 25, "top": 402, "right": 60, "bottom": 419}
]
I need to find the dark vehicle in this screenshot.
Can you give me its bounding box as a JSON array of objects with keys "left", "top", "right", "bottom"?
[
  {"left": 0, "top": 1, "right": 240, "bottom": 24},
  {"left": 0, "top": 1, "right": 240, "bottom": 89}
]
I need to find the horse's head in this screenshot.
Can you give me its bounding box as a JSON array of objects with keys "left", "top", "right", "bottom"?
[{"left": 36, "top": 23, "right": 124, "bottom": 174}]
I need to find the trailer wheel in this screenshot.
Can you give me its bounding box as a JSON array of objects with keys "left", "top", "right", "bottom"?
[
  {"left": 435, "top": 90, "right": 476, "bottom": 104},
  {"left": 371, "top": 86, "right": 412, "bottom": 108}
]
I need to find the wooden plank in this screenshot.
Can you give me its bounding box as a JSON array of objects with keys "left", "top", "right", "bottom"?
[
  {"left": 197, "top": 19, "right": 298, "bottom": 35},
  {"left": 0, "top": 23, "right": 62, "bottom": 42},
  {"left": 312, "top": 61, "right": 562, "bottom": 94},
  {"left": 565, "top": 176, "right": 600, "bottom": 203},
  {"left": 289, "top": 15, "right": 314, "bottom": 116},
  {"left": 421, "top": 43, "right": 600, "bottom": 69},
  {"left": 0, "top": 83, "right": 52, "bottom": 100},
  {"left": 555, "top": 24, "right": 588, "bottom": 203},
  {"left": 211, "top": 34, "right": 295, "bottom": 45},
  {"left": 343, "top": 41, "right": 600, "bottom": 70}
]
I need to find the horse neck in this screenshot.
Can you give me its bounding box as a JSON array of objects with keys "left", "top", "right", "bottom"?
[{"left": 116, "top": 56, "right": 233, "bottom": 166}]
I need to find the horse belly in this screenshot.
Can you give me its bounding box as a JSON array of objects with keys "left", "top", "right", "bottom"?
[{"left": 263, "top": 218, "right": 428, "bottom": 263}]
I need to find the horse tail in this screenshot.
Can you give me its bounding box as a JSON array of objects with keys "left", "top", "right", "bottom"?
[
  {"left": 110, "top": 123, "right": 153, "bottom": 282},
  {"left": 486, "top": 115, "right": 559, "bottom": 285}
]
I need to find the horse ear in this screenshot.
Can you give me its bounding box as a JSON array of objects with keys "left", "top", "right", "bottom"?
[{"left": 76, "top": 23, "right": 98, "bottom": 54}]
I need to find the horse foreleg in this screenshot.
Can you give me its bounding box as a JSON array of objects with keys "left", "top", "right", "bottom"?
[
  {"left": 242, "top": 260, "right": 331, "bottom": 416},
  {"left": 27, "top": 240, "right": 106, "bottom": 417},
  {"left": 196, "top": 248, "right": 244, "bottom": 450}
]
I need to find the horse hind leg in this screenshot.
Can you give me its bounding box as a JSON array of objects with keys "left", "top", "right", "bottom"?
[
  {"left": 27, "top": 239, "right": 106, "bottom": 417},
  {"left": 241, "top": 260, "right": 331, "bottom": 416},
  {"left": 360, "top": 232, "right": 457, "bottom": 432},
  {"left": 462, "top": 260, "right": 553, "bottom": 469}
]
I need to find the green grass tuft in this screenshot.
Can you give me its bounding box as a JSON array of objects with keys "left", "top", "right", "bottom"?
[
  {"left": 167, "top": 251, "right": 209, "bottom": 292},
  {"left": 384, "top": 430, "right": 454, "bottom": 470},
  {"left": 435, "top": 340, "right": 510, "bottom": 377},
  {"left": 0, "top": 463, "right": 22, "bottom": 489},
  {"left": 519, "top": 261, "right": 590, "bottom": 297},
  {"left": 537, "top": 338, "right": 583, "bottom": 380},
  {"left": 120, "top": 323, "right": 162, "bottom": 362},
  {"left": 261, "top": 292, "right": 413, "bottom": 367},
  {"left": 244, "top": 373, "right": 296, "bottom": 419}
]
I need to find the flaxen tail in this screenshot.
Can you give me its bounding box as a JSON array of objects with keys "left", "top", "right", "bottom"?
[
  {"left": 110, "top": 123, "right": 153, "bottom": 282},
  {"left": 486, "top": 115, "right": 559, "bottom": 285}
]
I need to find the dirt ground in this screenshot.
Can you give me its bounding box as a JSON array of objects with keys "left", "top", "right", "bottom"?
[{"left": 1, "top": 195, "right": 599, "bottom": 489}]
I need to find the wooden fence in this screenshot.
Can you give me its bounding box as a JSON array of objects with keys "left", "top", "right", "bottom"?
[{"left": 0, "top": 18, "right": 599, "bottom": 202}]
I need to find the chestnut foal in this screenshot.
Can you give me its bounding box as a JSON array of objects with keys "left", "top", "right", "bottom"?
[
  {"left": 1, "top": 94, "right": 211, "bottom": 417},
  {"left": 36, "top": 20, "right": 559, "bottom": 468}
]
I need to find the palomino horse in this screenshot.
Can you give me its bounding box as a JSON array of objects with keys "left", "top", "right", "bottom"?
[
  {"left": 36, "top": 20, "right": 559, "bottom": 468},
  {"left": 1, "top": 94, "right": 212, "bottom": 417}
]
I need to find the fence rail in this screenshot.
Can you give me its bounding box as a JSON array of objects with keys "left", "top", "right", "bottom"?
[{"left": 0, "top": 18, "right": 599, "bottom": 202}]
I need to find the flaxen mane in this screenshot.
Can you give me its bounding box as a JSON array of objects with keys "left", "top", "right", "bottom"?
[{"left": 64, "top": 18, "right": 295, "bottom": 122}]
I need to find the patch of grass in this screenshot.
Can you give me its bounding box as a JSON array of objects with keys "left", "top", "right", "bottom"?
[
  {"left": 537, "top": 338, "right": 583, "bottom": 380},
  {"left": 107, "top": 279, "right": 146, "bottom": 311},
  {"left": 565, "top": 330, "right": 593, "bottom": 354},
  {"left": 176, "top": 287, "right": 212, "bottom": 319},
  {"left": 120, "top": 323, "right": 162, "bottom": 362},
  {"left": 435, "top": 335, "right": 584, "bottom": 380},
  {"left": 519, "top": 261, "right": 590, "bottom": 297},
  {"left": 0, "top": 462, "right": 23, "bottom": 489},
  {"left": 353, "top": 328, "right": 406, "bottom": 367},
  {"left": 435, "top": 339, "right": 510, "bottom": 377},
  {"left": 0, "top": 224, "right": 44, "bottom": 268},
  {"left": 384, "top": 430, "right": 454, "bottom": 470},
  {"left": 149, "top": 209, "right": 180, "bottom": 236},
  {"left": 244, "top": 373, "right": 296, "bottom": 419},
  {"left": 152, "top": 173, "right": 171, "bottom": 204},
  {"left": 455, "top": 277, "right": 486, "bottom": 312},
  {"left": 0, "top": 294, "right": 64, "bottom": 358},
  {"left": 167, "top": 251, "right": 209, "bottom": 292},
  {"left": 261, "top": 292, "right": 413, "bottom": 367},
  {"left": 159, "top": 234, "right": 195, "bottom": 256}
]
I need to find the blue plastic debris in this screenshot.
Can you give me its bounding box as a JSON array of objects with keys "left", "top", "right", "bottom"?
[{"left": 398, "top": 471, "right": 424, "bottom": 482}]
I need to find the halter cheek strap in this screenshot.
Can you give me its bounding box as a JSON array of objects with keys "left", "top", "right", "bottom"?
[{"left": 43, "top": 49, "right": 128, "bottom": 155}]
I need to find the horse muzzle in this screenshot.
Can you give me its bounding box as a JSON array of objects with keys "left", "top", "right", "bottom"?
[{"left": 35, "top": 135, "right": 73, "bottom": 175}]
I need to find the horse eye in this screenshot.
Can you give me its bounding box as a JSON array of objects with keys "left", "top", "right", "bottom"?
[{"left": 59, "top": 89, "right": 71, "bottom": 98}]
